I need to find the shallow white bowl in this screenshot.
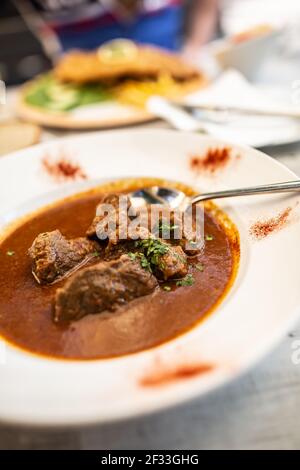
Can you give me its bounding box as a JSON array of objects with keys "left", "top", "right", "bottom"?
[{"left": 0, "top": 129, "right": 300, "bottom": 427}]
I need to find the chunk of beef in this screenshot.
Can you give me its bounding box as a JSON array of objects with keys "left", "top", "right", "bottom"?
[
  {"left": 87, "top": 192, "right": 200, "bottom": 257},
  {"left": 54, "top": 254, "right": 158, "bottom": 322},
  {"left": 177, "top": 208, "right": 203, "bottom": 256},
  {"left": 152, "top": 209, "right": 203, "bottom": 256},
  {"left": 149, "top": 207, "right": 202, "bottom": 257},
  {"left": 29, "top": 230, "right": 100, "bottom": 284},
  {"left": 86, "top": 193, "right": 132, "bottom": 243},
  {"left": 158, "top": 244, "right": 188, "bottom": 280},
  {"left": 136, "top": 237, "right": 188, "bottom": 281}
]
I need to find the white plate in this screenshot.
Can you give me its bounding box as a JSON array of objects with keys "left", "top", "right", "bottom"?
[
  {"left": 16, "top": 78, "right": 204, "bottom": 130},
  {"left": 0, "top": 129, "right": 300, "bottom": 427}
]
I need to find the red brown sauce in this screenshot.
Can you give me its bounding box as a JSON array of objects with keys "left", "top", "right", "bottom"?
[
  {"left": 42, "top": 152, "right": 87, "bottom": 182},
  {"left": 140, "top": 363, "right": 214, "bottom": 387},
  {"left": 250, "top": 207, "right": 292, "bottom": 240},
  {"left": 190, "top": 147, "right": 232, "bottom": 175},
  {"left": 0, "top": 179, "right": 239, "bottom": 360}
]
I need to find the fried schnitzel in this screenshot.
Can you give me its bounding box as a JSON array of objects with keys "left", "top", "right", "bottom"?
[{"left": 55, "top": 45, "right": 202, "bottom": 84}]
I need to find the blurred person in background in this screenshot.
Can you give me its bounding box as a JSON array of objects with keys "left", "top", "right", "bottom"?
[{"left": 15, "top": 0, "right": 219, "bottom": 61}]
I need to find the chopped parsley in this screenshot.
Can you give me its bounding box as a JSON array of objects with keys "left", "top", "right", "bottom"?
[
  {"left": 205, "top": 234, "right": 214, "bottom": 241},
  {"left": 163, "top": 285, "right": 171, "bottom": 291},
  {"left": 195, "top": 263, "right": 204, "bottom": 272},
  {"left": 175, "top": 252, "right": 187, "bottom": 264},
  {"left": 135, "top": 238, "right": 169, "bottom": 268},
  {"left": 154, "top": 221, "right": 180, "bottom": 239},
  {"left": 176, "top": 274, "right": 194, "bottom": 287},
  {"left": 128, "top": 251, "right": 152, "bottom": 272},
  {"left": 92, "top": 251, "right": 101, "bottom": 257},
  {"left": 139, "top": 254, "right": 152, "bottom": 272},
  {"left": 6, "top": 250, "right": 15, "bottom": 256}
]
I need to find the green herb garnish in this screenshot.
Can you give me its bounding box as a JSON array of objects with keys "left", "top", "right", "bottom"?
[
  {"left": 154, "top": 221, "right": 180, "bottom": 238},
  {"left": 205, "top": 234, "right": 214, "bottom": 241},
  {"left": 163, "top": 286, "right": 171, "bottom": 291},
  {"left": 175, "top": 252, "right": 187, "bottom": 264},
  {"left": 195, "top": 263, "right": 204, "bottom": 272},
  {"left": 128, "top": 251, "right": 152, "bottom": 272},
  {"left": 176, "top": 274, "right": 194, "bottom": 287},
  {"left": 160, "top": 222, "right": 179, "bottom": 231},
  {"left": 6, "top": 250, "right": 15, "bottom": 256},
  {"left": 138, "top": 254, "right": 152, "bottom": 272},
  {"left": 135, "top": 238, "right": 169, "bottom": 267}
]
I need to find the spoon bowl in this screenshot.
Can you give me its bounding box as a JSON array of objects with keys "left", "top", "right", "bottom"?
[{"left": 130, "top": 186, "right": 188, "bottom": 209}]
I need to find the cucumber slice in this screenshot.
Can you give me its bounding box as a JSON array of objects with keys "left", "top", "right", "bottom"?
[
  {"left": 25, "top": 74, "right": 112, "bottom": 112},
  {"left": 46, "top": 83, "right": 79, "bottom": 110}
]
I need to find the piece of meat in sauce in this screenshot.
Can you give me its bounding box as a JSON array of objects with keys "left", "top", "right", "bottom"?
[
  {"left": 87, "top": 192, "right": 199, "bottom": 260},
  {"left": 135, "top": 237, "right": 188, "bottom": 280},
  {"left": 106, "top": 237, "right": 188, "bottom": 280},
  {"left": 139, "top": 238, "right": 188, "bottom": 281},
  {"left": 158, "top": 244, "right": 188, "bottom": 280},
  {"left": 86, "top": 193, "right": 132, "bottom": 243},
  {"left": 87, "top": 192, "right": 201, "bottom": 255},
  {"left": 29, "top": 230, "right": 100, "bottom": 284},
  {"left": 150, "top": 207, "right": 202, "bottom": 257},
  {"left": 54, "top": 254, "right": 158, "bottom": 322}
]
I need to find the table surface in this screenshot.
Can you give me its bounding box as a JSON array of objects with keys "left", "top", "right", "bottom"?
[{"left": 1, "top": 91, "right": 300, "bottom": 450}]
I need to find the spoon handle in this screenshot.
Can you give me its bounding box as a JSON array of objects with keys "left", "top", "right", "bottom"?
[{"left": 191, "top": 180, "right": 300, "bottom": 204}]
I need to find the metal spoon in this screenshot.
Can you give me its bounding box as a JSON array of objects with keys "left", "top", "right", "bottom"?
[{"left": 129, "top": 180, "right": 300, "bottom": 210}]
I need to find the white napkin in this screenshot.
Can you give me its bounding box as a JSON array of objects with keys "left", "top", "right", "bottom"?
[
  {"left": 186, "top": 69, "right": 300, "bottom": 114},
  {"left": 183, "top": 70, "right": 300, "bottom": 147}
]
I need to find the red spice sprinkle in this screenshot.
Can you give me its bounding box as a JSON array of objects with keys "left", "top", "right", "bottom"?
[
  {"left": 190, "top": 147, "right": 232, "bottom": 174},
  {"left": 140, "top": 363, "right": 214, "bottom": 387},
  {"left": 42, "top": 153, "right": 87, "bottom": 182},
  {"left": 250, "top": 207, "right": 292, "bottom": 240}
]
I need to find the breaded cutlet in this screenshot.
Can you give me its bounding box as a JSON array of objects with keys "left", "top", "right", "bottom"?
[{"left": 54, "top": 46, "right": 202, "bottom": 84}]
